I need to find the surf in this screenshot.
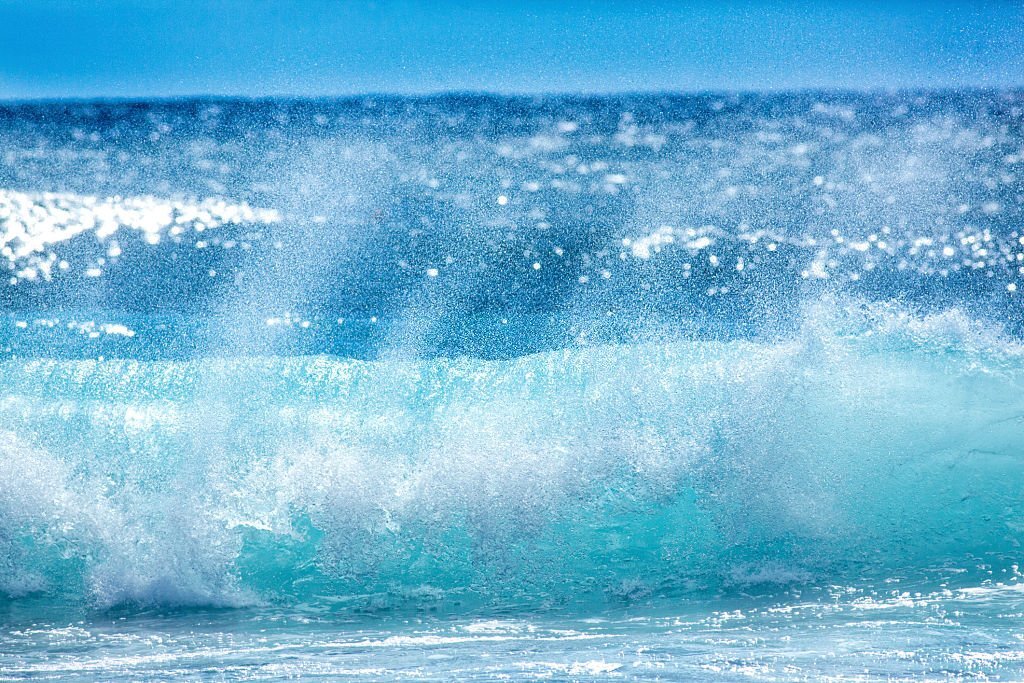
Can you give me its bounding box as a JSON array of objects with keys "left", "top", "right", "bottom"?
[{"left": 2, "top": 299, "right": 1022, "bottom": 612}]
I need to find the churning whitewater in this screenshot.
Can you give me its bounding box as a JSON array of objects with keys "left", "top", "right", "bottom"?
[{"left": 2, "top": 301, "right": 1023, "bottom": 611}]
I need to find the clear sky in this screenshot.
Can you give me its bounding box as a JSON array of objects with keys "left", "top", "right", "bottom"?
[{"left": 1, "top": 0, "right": 1022, "bottom": 99}]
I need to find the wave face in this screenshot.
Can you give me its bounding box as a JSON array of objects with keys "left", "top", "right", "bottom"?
[
  {"left": 1, "top": 93, "right": 1024, "bottom": 619},
  {"left": 1, "top": 302, "right": 1022, "bottom": 610}
]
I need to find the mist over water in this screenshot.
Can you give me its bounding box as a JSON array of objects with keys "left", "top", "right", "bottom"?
[
  {"left": 2, "top": 92, "right": 1024, "bottom": 680},
  {"left": 4, "top": 92, "right": 1024, "bottom": 354}
]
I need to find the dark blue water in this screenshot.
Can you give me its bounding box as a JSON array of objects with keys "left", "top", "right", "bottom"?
[{"left": 2, "top": 92, "right": 1024, "bottom": 680}]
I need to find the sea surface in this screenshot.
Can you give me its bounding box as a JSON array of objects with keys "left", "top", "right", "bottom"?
[{"left": 1, "top": 91, "right": 1024, "bottom": 680}]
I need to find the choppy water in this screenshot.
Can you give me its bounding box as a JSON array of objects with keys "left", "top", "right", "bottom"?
[{"left": 2, "top": 91, "right": 1024, "bottom": 680}]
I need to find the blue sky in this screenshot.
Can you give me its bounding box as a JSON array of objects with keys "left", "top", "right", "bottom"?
[{"left": 1, "top": 0, "right": 1022, "bottom": 99}]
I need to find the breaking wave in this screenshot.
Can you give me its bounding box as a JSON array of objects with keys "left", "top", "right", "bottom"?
[{"left": 1, "top": 299, "right": 1022, "bottom": 611}]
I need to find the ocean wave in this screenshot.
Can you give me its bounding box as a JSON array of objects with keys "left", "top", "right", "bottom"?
[{"left": 1, "top": 300, "right": 1022, "bottom": 610}]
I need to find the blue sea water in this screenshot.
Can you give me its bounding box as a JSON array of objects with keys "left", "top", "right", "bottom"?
[{"left": 2, "top": 91, "right": 1024, "bottom": 680}]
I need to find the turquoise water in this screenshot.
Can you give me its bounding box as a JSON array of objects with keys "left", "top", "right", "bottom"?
[
  {"left": 2, "top": 93, "right": 1024, "bottom": 679},
  {"left": 4, "top": 583, "right": 1024, "bottom": 681},
  {"left": 3, "top": 306, "right": 1024, "bottom": 679},
  {"left": 2, "top": 310, "right": 1024, "bottom": 607}
]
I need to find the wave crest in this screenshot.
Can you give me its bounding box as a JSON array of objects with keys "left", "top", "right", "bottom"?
[{"left": 1, "top": 301, "right": 1023, "bottom": 610}]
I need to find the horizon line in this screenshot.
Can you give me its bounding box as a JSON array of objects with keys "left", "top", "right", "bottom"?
[{"left": 2, "top": 85, "right": 1023, "bottom": 106}]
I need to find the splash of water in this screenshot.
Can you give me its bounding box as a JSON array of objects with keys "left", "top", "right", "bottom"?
[{"left": 0, "top": 299, "right": 1020, "bottom": 611}]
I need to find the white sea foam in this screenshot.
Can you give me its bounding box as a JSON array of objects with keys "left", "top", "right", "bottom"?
[{"left": 0, "top": 301, "right": 1022, "bottom": 608}]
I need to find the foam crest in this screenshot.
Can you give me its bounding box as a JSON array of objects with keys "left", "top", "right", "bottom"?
[{"left": 1, "top": 302, "right": 1023, "bottom": 610}]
